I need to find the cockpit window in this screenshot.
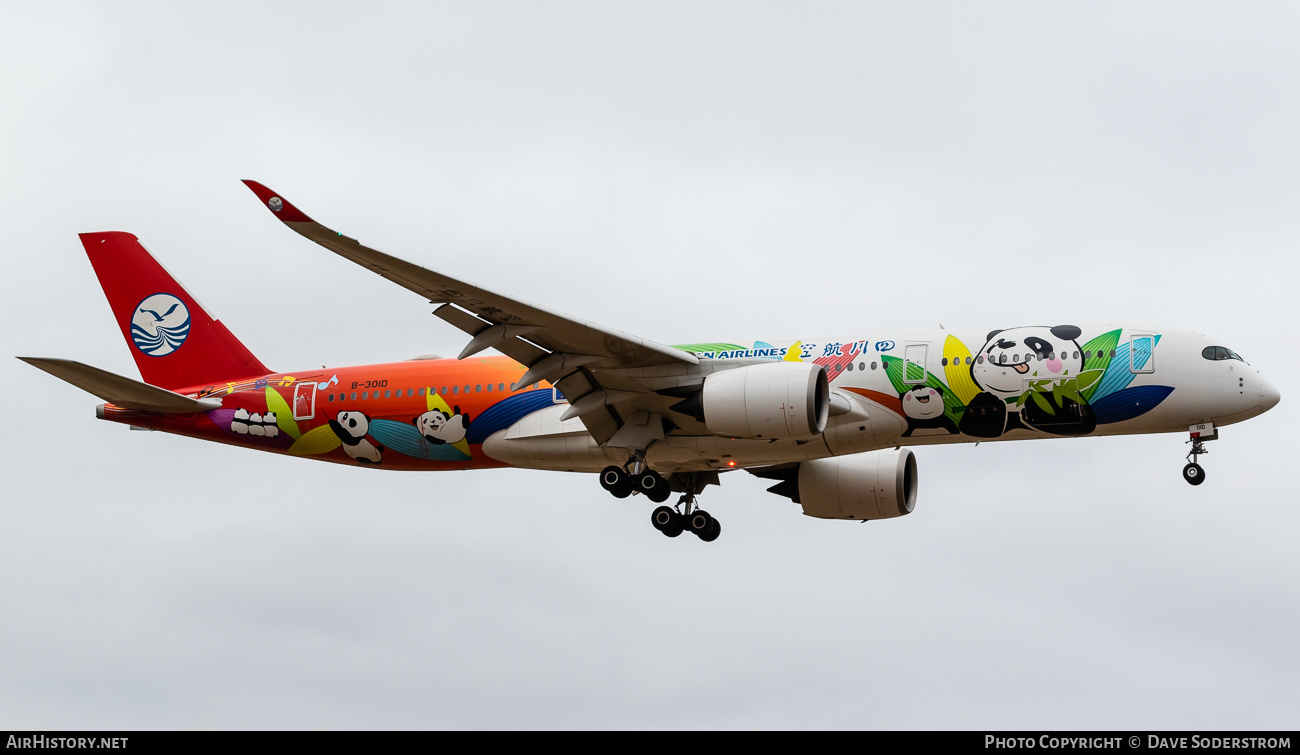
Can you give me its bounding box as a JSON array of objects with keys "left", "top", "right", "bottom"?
[{"left": 1202, "top": 346, "right": 1245, "bottom": 363}]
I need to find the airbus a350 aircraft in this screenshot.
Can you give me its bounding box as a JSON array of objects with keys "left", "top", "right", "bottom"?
[{"left": 21, "top": 181, "right": 1281, "bottom": 542}]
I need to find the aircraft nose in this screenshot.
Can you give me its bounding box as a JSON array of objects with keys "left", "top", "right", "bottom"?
[{"left": 1261, "top": 376, "right": 1281, "bottom": 412}]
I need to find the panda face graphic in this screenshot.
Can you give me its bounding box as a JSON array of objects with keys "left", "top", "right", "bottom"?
[
  {"left": 329, "top": 410, "right": 371, "bottom": 445},
  {"left": 902, "top": 385, "right": 944, "bottom": 420},
  {"left": 338, "top": 410, "right": 368, "bottom": 437},
  {"left": 971, "top": 325, "right": 1085, "bottom": 398},
  {"left": 413, "top": 408, "right": 468, "bottom": 445},
  {"left": 416, "top": 410, "right": 447, "bottom": 435}
]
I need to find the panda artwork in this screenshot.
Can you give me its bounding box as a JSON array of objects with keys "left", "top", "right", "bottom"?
[
  {"left": 328, "top": 410, "right": 384, "bottom": 464},
  {"left": 231, "top": 408, "right": 251, "bottom": 435},
  {"left": 229, "top": 408, "right": 280, "bottom": 439},
  {"left": 413, "top": 407, "right": 470, "bottom": 445},
  {"left": 958, "top": 325, "right": 1098, "bottom": 438},
  {"left": 900, "top": 385, "right": 959, "bottom": 437},
  {"left": 262, "top": 411, "right": 279, "bottom": 438}
]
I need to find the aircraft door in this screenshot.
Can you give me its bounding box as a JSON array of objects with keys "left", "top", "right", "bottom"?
[
  {"left": 1021, "top": 377, "right": 1080, "bottom": 426},
  {"left": 293, "top": 382, "right": 317, "bottom": 420},
  {"left": 904, "top": 344, "right": 928, "bottom": 384},
  {"left": 1130, "top": 335, "right": 1155, "bottom": 374}
]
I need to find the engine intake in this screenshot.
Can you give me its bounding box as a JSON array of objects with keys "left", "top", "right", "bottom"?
[
  {"left": 753, "top": 449, "right": 918, "bottom": 520},
  {"left": 694, "top": 361, "right": 829, "bottom": 440}
]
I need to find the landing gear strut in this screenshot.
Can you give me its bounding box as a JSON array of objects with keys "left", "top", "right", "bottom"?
[{"left": 1183, "top": 438, "right": 1209, "bottom": 486}]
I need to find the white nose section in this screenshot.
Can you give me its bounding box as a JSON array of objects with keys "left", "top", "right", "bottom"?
[{"left": 1261, "top": 377, "right": 1281, "bottom": 412}]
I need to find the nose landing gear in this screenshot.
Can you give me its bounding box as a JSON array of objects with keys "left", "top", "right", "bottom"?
[{"left": 1183, "top": 423, "right": 1215, "bottom": 486}]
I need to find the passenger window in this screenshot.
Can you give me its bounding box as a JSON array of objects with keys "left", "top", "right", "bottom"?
[
  {"left": 440, "top": 387, "right": 447, "bottom": 394},
  {"left": 466, "top": 385, "right": 472, "bottom": 393},
  {"left": 859, "top": 362, "right": 865, "bottom": 371},
  {"left": 361, "top": 391, "right": 368, "bottom": 400},
  {"left": 418, "top": 387, "right": 426, "bottom": 396},
  {"left": 476, "top": 384, "right": 481, "bottom": 392},
  {"left": 870, "top": 362, "right": 877, "bottom": 370},
  {"left": 499, "top": 383, "right": 505, "bottom": 392},
  {"left": 327, "top": 393, "right": 334, "bottom": 402},
  {"left": 384, "top": 390, "right": 391, "bottom": 398},
  {"left": 350, "top": 391, "right": 357, "bottom": 400},
  {"left": 941, "top": 357, "right": 948, "bottom": 367},
  {"left": 452, "top": 386, "right": 458, "bottom": 394}
]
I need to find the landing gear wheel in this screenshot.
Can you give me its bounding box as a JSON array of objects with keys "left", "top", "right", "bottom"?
[
  {"left": 651, "top": 506, "right": 684, "bottom": 537},
  {"left": 698, "top": 518, "right": 721, "bottom": 543},
  {"left": 1183, "top": 462, "right": 1205, "bottom": 486},
  {"left": 638, "top": 471, "right": 672, "bottom": 503},
  {"left": 600, "top": 465, "right": 633, "bottom": 499},
  {"left": 688, "top": 509, "right": 714, "bottom": 537}
]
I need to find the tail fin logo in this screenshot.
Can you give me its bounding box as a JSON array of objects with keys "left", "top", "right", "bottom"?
[
  {"left": 131, "top": 293, "right": 191, "bottom": 357},
  {"left": 268, "top": 197, "right": 283, "bottom": 212}
]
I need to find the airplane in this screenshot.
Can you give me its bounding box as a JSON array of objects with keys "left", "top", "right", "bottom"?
[{"left": 20, "top": 181, "right": 1281, "bottom": 542}]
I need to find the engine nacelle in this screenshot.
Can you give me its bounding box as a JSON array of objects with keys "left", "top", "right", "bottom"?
[
  {"left": 760, "top": 449, "right": 917, "bottom": 520},
  {"left": 700, "top": 362, "right": 830, "bottom": 440}
]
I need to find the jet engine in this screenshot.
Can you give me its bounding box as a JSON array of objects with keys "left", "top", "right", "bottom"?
[
  {"left": 752, "top": 449, "right": 918, "bottom": 520},
  {"left": 674, "top": 362, "right": 829, "bottom": 441}
]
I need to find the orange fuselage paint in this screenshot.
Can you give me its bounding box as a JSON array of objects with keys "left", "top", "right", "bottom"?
[{"left": 101, "top": 356, "right": 543, "bottom": 471}]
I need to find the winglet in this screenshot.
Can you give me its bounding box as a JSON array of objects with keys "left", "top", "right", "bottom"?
[{"left": 241, "top": 180, "right": 314, "bottom": 224}]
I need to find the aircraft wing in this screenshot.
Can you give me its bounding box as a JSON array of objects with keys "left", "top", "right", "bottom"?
[{"left": 242, "top": 180, "right": 701, "bottom": 447}]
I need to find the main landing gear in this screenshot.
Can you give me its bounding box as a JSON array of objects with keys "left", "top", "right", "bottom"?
[
  {"left": 599, "top": 455, "right": 671, "bottom": 504},
  {"left": 651, "top": 493, "right": 720, "bottom": 543},
  {"left": 599, "top": 457, "right": 722, "bottom": 542}
]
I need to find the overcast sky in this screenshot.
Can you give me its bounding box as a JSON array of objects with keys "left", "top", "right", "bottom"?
[{"left": 2, "top": 1, "right": 1296, "bottom": 729}]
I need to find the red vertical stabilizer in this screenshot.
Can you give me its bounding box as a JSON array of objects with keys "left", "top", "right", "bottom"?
[{"left": 81, "top": 231, "right": 270, "bottom": 390}]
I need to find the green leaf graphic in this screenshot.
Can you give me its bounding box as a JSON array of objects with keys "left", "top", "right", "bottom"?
[
  {"left": 264, "top": 388, "right": 302, "bottom": 441},
  {"left": 1029, "top": 390, "right": 1055, "bottom": 415},
  {"left": 1080, "top": 330, "right": 1120, "bottom": 400},
  {"left": 287, "top": 425, "right": 341, "bottom": 456}
]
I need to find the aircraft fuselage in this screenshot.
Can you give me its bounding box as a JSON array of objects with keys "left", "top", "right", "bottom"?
[{"left": 100, "top": 324, "right": 1279, "bottom": 477}]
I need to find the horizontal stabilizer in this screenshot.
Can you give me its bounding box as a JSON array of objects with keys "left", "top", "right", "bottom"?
[{"left": 19, "top": 357, "right": 222, "bottom": 414}]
